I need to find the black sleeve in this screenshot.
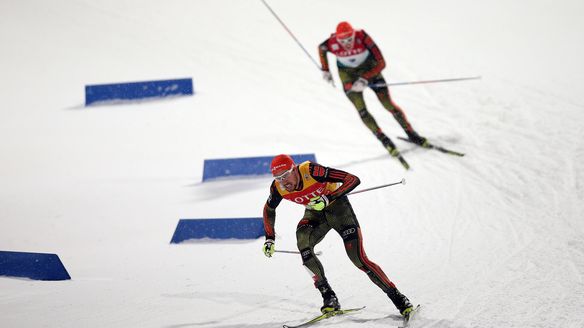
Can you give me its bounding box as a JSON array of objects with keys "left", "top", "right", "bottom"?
[
  {"left": 318, "top": 38, "right": 331, "bottom": 71},
  {"left": 308, "top": 163, "right": 360, "bottom": 202},
  {"left": 361, "top": 30, "right": 386, "bottom": 80},
  {"left": 263, "top": 181, "right": 282, "bottom": 240}
]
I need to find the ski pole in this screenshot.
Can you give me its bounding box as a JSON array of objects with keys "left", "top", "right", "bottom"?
[
  {"left": 347, "top": 178, "right": 406, "bottom": 196},
  {"left": 275, "top": 250, "right": 323, "bottom": 256},
  {"left": 260, "top": 0, "right": 325, "bottom": 72},
  {"left": 369, "top": 76, "right": 481, "bottom": 88}
]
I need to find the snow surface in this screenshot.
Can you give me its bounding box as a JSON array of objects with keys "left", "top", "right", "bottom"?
[{"left": 1, "top": 0, "right": 584, "bottom": 327}]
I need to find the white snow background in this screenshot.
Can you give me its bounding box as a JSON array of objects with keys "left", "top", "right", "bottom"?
[{"left": 1, "top": 0, "right": 584, "bottom": 327}]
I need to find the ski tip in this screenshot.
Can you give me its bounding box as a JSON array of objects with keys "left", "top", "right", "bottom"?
[{"left": 397, "top": 156, "right": 410, "bottom": 170}]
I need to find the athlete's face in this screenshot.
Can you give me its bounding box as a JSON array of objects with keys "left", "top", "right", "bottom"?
[
  {"left": 274, "top": 166, "right": 299, "bottom": 192},
  {"left": 337, "top": 34, "right": 355, "bottom": 50}
]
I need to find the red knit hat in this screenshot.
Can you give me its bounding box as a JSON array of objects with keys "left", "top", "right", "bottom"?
[
  {"left": 336, "top": 21, "right": 354, "bottom": 39},
  {"left": 270, "top": 154, "right": 295, "bottom": 176}
]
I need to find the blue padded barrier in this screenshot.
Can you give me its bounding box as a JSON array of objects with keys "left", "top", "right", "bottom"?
[
  {"left": 202, "top": 153, "right": 316, "bottom": 181},
  {"left": 170, "top": 218, "right": 264, "bottom": 243},
  {"left": 0, "top": 251, "right": 71, "bottom": 281},
  {"left": 85, "top": 78, "right": 193, "bottom": 106}
]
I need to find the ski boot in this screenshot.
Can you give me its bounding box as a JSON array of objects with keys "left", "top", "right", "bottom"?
[
  {"left": 320, "top": 293, "right": 341, "bottom": 314},
  {"left": 406, "top": 130, "right": 430, "bottom": 148},
  {"left": 377, "top": 133, "right": 401, "bottom": 157},
  {"left": 387, "top": 287, "right": 413, "bottom": 315},
  {"left": 317, "top": 280, "right": 341, "bottom": 314},
  {"left": 385, "top": 143, "right": 400, "bottom": 157},
  {"left": 375, "top": 131, "right": 409, "bottom": 169},
  {"left": 402, "top": 305, "right": 415, "bottom": 319}
]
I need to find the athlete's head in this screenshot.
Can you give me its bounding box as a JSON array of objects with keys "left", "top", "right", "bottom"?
[
  {"left": 336, "top": 21, "right": 355, "bottom": 49},
  {"left": 270, "top": 154, "right": 298, "bottom": 192}
]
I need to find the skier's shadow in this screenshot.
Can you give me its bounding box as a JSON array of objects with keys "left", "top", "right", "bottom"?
[
  {"left": 333, "top": 154, "right": 389, "bottom": 169},
  {"left": 163, "top": 322, "right": 282, "bottom": 328},
  {"left": 345, "top": 314, "right": 403, "bottom": 325},
  {"left": 347, "top": 314, "right": 464, "bottom": 328},
  {"left": 332, "top": 149, "right": 416, "bottom": 170}
]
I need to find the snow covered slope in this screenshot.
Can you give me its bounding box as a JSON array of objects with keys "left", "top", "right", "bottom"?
[{"left": 1, "top": 0, "right": 583, "bottom": 327}]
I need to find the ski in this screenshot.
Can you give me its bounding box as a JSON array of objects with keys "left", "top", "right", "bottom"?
[
  {"left": 385, "top": 145, "right": 410, "bottom": 170},
  {"left": 398, "top": 137, "right": 465, "bottom": 157},
  {"left": 283, "top": 306, "right": 365, "bottom": 328},
  {"left": 396, "top": 155, "right": 410, "bottom": 170},
  {"left": 399, "top": 304, "right": 421, "bottom": 328}
]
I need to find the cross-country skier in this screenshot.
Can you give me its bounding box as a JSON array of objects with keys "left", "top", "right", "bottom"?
[
  {"left": 318, "top": 21, "right": 429, "bottom": 157},
  {"left": 262, "top": 154, "right": 415, "bottom": 319}
]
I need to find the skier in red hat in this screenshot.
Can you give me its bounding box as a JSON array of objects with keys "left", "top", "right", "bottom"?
[
  {"left": 262, "top": 154, "right": 415, "bottom": 319},
  {"left": 318, "top": 21, "right": 429, "bottom": 158}
]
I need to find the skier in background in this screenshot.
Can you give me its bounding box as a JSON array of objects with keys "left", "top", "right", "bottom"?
[
  {"left": 318, "top": 21, "right": 429, "bottom": 157},
  {"left": 262, "top": 154, "right": 415, "bottom": 319}
]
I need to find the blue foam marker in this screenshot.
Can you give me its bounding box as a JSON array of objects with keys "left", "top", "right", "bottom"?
[
  {"left": 202, "top": 153, "right": 316, "bottom": 181},
  {"left": 0, "top": 251, "right": 71, "bottom": 281},
  {"left": 170, "top": 218, "right": 264, "bottom": 243},
  {"left": 85, "top": 78, "right": 193, "bottom": 105}
]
